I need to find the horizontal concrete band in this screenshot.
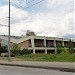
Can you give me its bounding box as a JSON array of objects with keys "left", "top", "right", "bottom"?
[{"left": 0, "top": 62, "right": 75, "bottom": 72}]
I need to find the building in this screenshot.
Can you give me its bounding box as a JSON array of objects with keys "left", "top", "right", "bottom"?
[
  {"left": 26, "top": 30, "right": 36, "bottom": 36},
  {"left": 0, "top": 32, "right": 75, "bottom": 54}
]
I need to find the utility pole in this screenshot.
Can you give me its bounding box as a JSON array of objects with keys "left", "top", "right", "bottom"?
[{"left": 8, "top": 0, "right": 11, "bottom": 62}]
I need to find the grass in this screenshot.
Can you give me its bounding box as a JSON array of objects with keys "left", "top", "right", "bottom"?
[
  {"left": 15, "top": 53, "right": 75, "bottom": 62},
  {"left": 0, "top": 53, "right": 75, "bottom": 62},
  {"left": 0, "top": 57, "right": 8, "bottom": 60}
]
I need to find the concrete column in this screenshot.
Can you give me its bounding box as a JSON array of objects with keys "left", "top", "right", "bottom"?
[
  {"left": 33, "top": 49, "right": 35, "bottom": 54},
  {"left": 62, "top": 41, "right": 64, "bottom": 47},
  {"left": 31, "top": 38, "right": 35, "bottom": 54},
  {"left": 44, "top": 39, "right": 47, "bottom": 54},
  {"left": 44, "top": 39, "right": 46, "bottom": 47},
  {"left": 54, "top": 40, "right": 56, "bottom": 47},
  {"left": 45, "top": 49, "right": 47, "bottom": 54},
  {"left": 54, "top": 40, "right": 57, "bottom": 54}
]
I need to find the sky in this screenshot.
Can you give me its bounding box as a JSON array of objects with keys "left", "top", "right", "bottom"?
[{"left": 0, "top": 0, "right": 74, "bottom": 38}]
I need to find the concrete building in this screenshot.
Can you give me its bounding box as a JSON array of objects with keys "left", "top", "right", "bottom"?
[{"left": 0, "top": 34, "right": 75, "bottom": 54}]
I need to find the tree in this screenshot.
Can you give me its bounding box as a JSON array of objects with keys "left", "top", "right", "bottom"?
[
  {"left": 56, "top": 42, "right": 62, "bottom": 53},
  {"left": 67, "top": 40, "right": 74, "bottom": 53},
  {"left": 0, "top": 46, "right": 8, "bottom": 56},
  {"left": 11, "top": 44, "right": 20, "bottom": 56}
]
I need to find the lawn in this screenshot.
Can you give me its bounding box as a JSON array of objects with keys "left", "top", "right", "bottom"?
[{"left": 15, "top": 53, "right": 75, "bottom": 62}]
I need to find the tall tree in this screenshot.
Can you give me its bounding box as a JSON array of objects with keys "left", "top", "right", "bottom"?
[
  {"left": 56, "top": 42, "right": 62, "bottom": 53},
  {"left": 68, "top": 40, "right": 74, "bottom": 53},
  {"left": 0, "top": 46, "right": 8, "bottom": 56}
]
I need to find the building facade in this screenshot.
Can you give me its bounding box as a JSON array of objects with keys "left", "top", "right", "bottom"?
[{"left": 0, "top": 35, "right": 75, "bottom": 54}]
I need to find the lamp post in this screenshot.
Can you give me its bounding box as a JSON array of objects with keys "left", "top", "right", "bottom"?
[{"left": 8, "top": 0, "right": 11, "bottom": 62}]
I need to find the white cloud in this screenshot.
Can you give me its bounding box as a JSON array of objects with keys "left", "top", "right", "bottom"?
[
  {"left": 11, "top": 11, "right": 74, "bottom": 38},
  {"left": 47, "top": 0, "right": 74, "bottom": 14},
  {"left": 0, "top": 0, "right": 74, "bottom": 38},
  {"left": 0, "top": 5, "right": 30, "bottom": 24}
]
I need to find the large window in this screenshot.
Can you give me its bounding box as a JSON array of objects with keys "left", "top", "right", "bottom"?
[{"left": 46, "top": 40, "right": 54, "bottom": 47}]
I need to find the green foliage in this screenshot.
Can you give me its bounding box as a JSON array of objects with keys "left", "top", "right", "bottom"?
[
  {"left": 56, "top": 42, "right": 62, "bottom": 53},
  {"left": 61, "top": 48, "right": 69, "bottom": 54},
  {"left": 0, "top": 46, "right": 8, "bottom": 55},
  {"left": 20, "top": 49, "right": 32, "bottom": 55},
  {"left": 67, "top": 40, "right": 74, "bottom": 53},
  {"left": 16, "top": 53, "right": 75, "bottom": 62},
  {"left": 11, "top": 44, "right": 20, "bottom": 56}
]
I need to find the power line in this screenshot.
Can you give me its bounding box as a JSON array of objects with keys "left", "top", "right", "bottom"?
[
  {"left": 9, "top": 0, "right": 45, "bottom": 15},
  {"left": 0, "top": 0, "right": 35, "bottom": 19},
  {"left": 0, "top": 24, "right": 8, "bottom": 27},
  {"left": 0, "top": 0, "right": 45, "bottom": 20},
  {"left": 0, "top": 0, "right": 45, "bottom": 26},
  {"left": 0, "top": 13, "right": 8, "bottom": 20},
  {"left": 0, "top": 17, "right": 8, "bottom": 22},
  {"left": 12, "top": 0, "right": 35, "bottom": 12},
  {"left": 20, "top": 0, "right": 35, "bottom": 5}
]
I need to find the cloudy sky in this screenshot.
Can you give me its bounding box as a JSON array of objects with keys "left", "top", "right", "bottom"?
[{"left": 0, "top": 0, "right": 74, "bottom": 38}]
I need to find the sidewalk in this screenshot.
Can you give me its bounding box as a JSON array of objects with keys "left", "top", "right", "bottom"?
[{"left": 0, "top": 60, "right": 75, "bottom": 72}]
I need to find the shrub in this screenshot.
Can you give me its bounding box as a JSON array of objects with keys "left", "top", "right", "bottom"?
[
  {"left": 61, "top": 48, "right": 69, "bottom": 54},
  {"left": 11, "top": 44, "right": 20, "bottom": 56},
  {"left": 20, "top": 49, "right": 32, "bottom": 55}
]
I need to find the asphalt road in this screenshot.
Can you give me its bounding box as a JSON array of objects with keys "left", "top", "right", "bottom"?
[{"left": 0, "top": 65, "right": 74, "bottom": 75}]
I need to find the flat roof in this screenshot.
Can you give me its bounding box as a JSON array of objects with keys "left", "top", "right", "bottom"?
[{"left": 0, "top": 35, "right": 75, "bottom": 44}]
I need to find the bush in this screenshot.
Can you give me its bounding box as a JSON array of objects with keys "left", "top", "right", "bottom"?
[
  {"left": 10, "top": 53, "right": 15, "bottom": 57},
  {"left": 20, "top": 49, "right": 32, "bottom": 55},
  {"left": 11, "top": 44, "right": 20, "bottom": 56},
  {"left": 61, "top": 48, "right": 69, "bottom": 54}
]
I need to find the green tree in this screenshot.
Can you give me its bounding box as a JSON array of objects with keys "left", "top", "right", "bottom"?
[
  {"left": 11, "top": 44, "right": 20, "bottom": 56},
  {"left": 56, "top": 42, "right": 62, "bottom": 53},
  {"left": 0, "top": 46, "right": 8, "bottom": 56},
  {"left": 67, "top": 40, "right": 74, "bottom": 53}
]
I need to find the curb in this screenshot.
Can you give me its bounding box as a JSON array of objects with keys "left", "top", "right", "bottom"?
[{"left": 0, "top": 63, "right": 75, "bottom": 72}]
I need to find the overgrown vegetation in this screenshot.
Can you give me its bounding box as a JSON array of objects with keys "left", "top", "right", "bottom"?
[
  {"left": 11, "top": 44, "right": 32, "bottom": 56},
  {"left": 67, "top": 40, "right": 74, "bottom": 53},
  {"left": 11, "top": 44, "right": 20, "bottom": 56},
  {"left": 56, "top": 40, "right": 75, "bottom": 54},
  {"left": 16, "top": 53, "right": 75, "bottom": 62},
  {"left": 56, "top": 42, "right": 62, "bottom": 53}
]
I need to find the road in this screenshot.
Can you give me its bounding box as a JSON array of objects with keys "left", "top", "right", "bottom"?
[{"left": 0, "top": 65, "right": 74, "bottom": 75}]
